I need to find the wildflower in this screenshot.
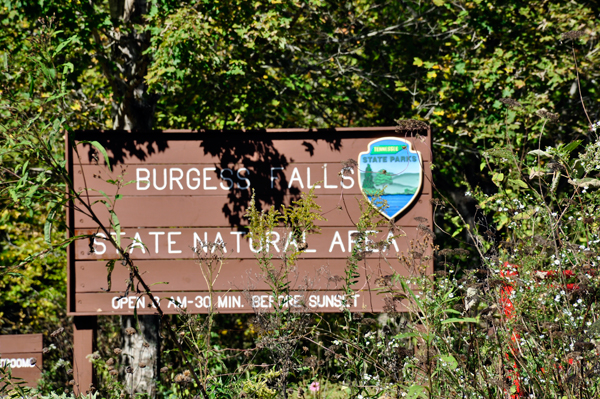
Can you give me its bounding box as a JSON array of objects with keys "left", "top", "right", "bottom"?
[
  {"left": 536, "top": 109, "right": 559, "bottom": 121},
  {"left": 500, "top": 98, "right": 522, "bottom": 108},
  {"left": 309, "top": 381, "right": 320, "bottom": 392},
  {"left": 50, "top": 327, "right": 65, "bottom": 338},
  {"left": 561, "top": 30, "right": 585, "bottom": 40}
]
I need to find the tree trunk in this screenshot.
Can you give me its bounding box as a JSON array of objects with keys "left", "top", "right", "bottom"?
[
  {"left": 106, "top": 0, "right": 157, "bottom": 131},
  {"left": 121, "top": 315, "right": 160, "bottom": 397},
  {"left": 105, "top": 0, "right": 160, "bottom": 396}
]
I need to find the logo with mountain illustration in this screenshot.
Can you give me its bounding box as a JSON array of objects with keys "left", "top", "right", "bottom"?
[{"left": 358, "top": 137, "right": 423, "bottom": 220}]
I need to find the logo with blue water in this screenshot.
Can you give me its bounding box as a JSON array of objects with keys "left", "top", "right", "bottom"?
[{"left": 358, "top": 137, "right": 423, "bottom": 220}]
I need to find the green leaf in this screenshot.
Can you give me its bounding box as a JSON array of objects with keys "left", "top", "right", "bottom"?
[
  {"left": 441, "top": 317, "right": 479, "bottom": 324},
  {"left": 103, "top": 260, "right": 116, "bottom": 291},
  {"left": 44, "top": 209, "right": 56, "bottom": 245},
  {"left": 110, "top": 210, "right": 121, "bottom": 247},
  {"left": 568, "top": 177, "right": 600, "bottom": 188},
  {"left": 528, "top": 149, "right": 551, "bottom": 157},
  {"left": 52, "top": 34, "right": 77, "bottom": 57},
  {"left": 508, "top": 179, "right": 528, "bottom": 189},
  {"left": 394, "top": 332, "right": 420, "bottom": 340},
  {"left": 451, "top": 226, "right": 464, "bottom": 237},
  {"left": 562, "top": 140, "right": 581, "bottom": 154},
  {"left": 551, "top": 171, "right": 560, "bottom": 192},
  {"left": 80, "top": 140, "right": 112, "bottom": 172},
  {"left": 442, "top": 308, "right": 461, "bottom": 314},
  {"left": 432, "top": 0, "right": 445, "bottom": 6},
  {"left": 492, "top": 172, "right": 504, "bottom": 186},
  {"left": 413, "top": 57, "right": 423, "bottom": 67},
  {"left": 439, "top": 355, "right": 458, "bottom": 369},
  {"left": 406, "top": 384, "right": 426, "bottom": 399}
]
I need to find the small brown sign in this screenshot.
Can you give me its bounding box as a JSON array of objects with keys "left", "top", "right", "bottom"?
[
  {"left": 67, "top": 127, "right": 433, "bottom": 314},
  {"left": 0, "top": 334, "right": 43, "bottom": 388}
]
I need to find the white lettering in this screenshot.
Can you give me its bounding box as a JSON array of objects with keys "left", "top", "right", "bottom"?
[
  {"left": 323, "top": 164, "right": 337, "bottom": 189},
  {"left": 230, "top": 231, "right": 243, "bottom": 253},
  {"left": 176, "top": 296, "right": 187, "bottom": 308},
  {"left": 129, "top": 232, "right": 146, "bottom": 254},
  {"left": 284, "top": 232, "right": 297, "bottom": 251},
  {"left": 110, "top": 232, "right": 126, "bottom": 254},
  {"left": 186, "top": 168, "right": 201, "bottom": 189},
  {"left": 170, "top": 168, "right": 184, "bottom": 190},
  {"left": 93, "top": 233, "right": 107, "bottom": 255},
  {"left": 220, "top": 168, "right": 234, "bottom": 190},
  {"left": 168, "top": 232, "right": 182, "bottom": 254},
  {"left": 0, "top": 358, "right": 36, "bottom": 369},
  {"left": 386, "top": 231, "right": 399, "bottom": 252},
  {"left": 218, "top": 296, "right": 228, "bottom": 308},
  {"left": 270, "top": 231, "right": 280, "bottom": 252},
  {"left": 136, "top": 168, "right": 151, "bottom": 190},
  {"left": 329, "top": 231, "right": 345, "bottom": 252},
  {"left": 348, "top": 230, "right": 359, "bottom": 251},
  {"left": 249, "top": 237, "right": 263, "bottom": 253},
  {"left": 341, "top": 168, "right": 355, "bottom": 189},
  {"left": 307, "top": 167, "right": 321, "bottom": 189},
  {"left": 193, "top": 232, "right": 209, "bottom": 253},
  {"left": 289, "top": 167, "right": 304, "bottom": 188},
  {"left": 237, "top": 168, "right": 250, "bottom": 189},
  {"left": 304, "top": 231, "right": 317, "bottom": 253},
  {"left": 153, "top": 168, "right": 167, "bottom": 190},
  {"left": 148, "top": 231, "right": 165, "bottom": 254},
  {"left": 203, "top": 167, "right": 217, "bottom": 190},
  {"left": 270, "top": 167, "right": 284, "bottom": 188},
  {"left": 214, "top": 231, "right": 227, "bottom": 253},
  {"left": 252, "top": 295, "right": 260, "bottom": 308}
]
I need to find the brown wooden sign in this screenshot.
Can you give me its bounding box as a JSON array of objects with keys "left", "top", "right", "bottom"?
[
  {"left": 0, "top": 334, "right": 43, "bottom": 388},
  {"left": 67, "top": 127, "right": 433, "bottom": 315}
]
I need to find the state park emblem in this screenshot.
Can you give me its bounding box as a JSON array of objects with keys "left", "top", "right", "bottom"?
[{"left": 358, "top": 137, "right": 423, "bottom": 220}]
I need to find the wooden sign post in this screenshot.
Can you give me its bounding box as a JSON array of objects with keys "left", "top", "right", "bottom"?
[
  {"left": 67, "top": 126, "right": 433, "bottom": 386},
  {"left": 0, "top": 334, "right": 43, "bottom": 388}
]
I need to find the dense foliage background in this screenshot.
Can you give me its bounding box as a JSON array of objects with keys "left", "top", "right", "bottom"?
[{"left": 2, "top": 0, "right": 600, "bottom": 398}]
